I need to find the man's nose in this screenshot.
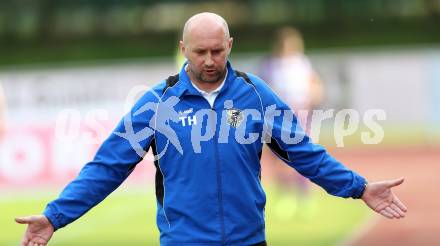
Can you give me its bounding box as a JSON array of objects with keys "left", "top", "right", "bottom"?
[{"left": 204, "top": 53, "right": 214, "bottom": 66}]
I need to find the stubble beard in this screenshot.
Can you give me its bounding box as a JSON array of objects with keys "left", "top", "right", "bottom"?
[{"left": 191, "top": 66, "right": 227, "bottom": 84}]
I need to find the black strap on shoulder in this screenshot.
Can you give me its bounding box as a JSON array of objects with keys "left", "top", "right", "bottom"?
[
  {"left": 235, "top": 70, "right": 253, "bottom": 85},
  {"left": 162, "top": 73, "right": 179, "bottom": 93}
]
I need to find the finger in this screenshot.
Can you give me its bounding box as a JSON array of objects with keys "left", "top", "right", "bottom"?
[
  {"left": 387, "top": 177, "right": 404, "bottom": 188},
  {"left": 15, "top": 216, "right": 33, "bottom": 224},
  {"left": 374, "top": 202, "right": 389, "bottom": 212},
  {"left": 21, "top": 238, "right": 29, "bottom": 246},
  {"left": 28, "top": 240, "right": 41, "bottom": 246},
  {"left": 379, "top": 209, "right": 394, "bottom": 219},
  {"left": 390, "top": 203, "right": 405, "bottom": 217},
  {"left": 393, "top": 196, "right": 408, "bottom": 212},
  {"left": 30, "top": 236, "right": 45, "bottom": 245},
  {"left": 385, "top": 206, "right": 401, "bottom": 218}
]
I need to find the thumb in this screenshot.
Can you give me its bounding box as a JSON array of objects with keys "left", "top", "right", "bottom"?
[
  {"left": 386, "top": 177, "right": 404, "bottom": 188},
  {"left": 15, "top": 216, "right": 35, "bottom": 224}
]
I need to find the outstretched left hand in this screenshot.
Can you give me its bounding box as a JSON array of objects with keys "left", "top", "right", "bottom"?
[{"left": 361, "top": 177, "right": 407, "bottom": 219}]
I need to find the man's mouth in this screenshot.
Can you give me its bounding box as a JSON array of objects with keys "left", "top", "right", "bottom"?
[{"left": 204, "top": 69, "right": 216, "bottom": 75}]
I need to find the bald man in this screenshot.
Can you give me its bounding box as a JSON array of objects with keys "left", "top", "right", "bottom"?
[{"left": 16, "top": 13, "right": 406, "bottom": 246}]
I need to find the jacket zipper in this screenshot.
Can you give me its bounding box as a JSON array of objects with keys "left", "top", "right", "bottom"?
[
  {"left": 211, "top": 106, "right": 226, "bottom": 245},
  {"left": 199, "top": 95, "right": 226, "bottom": 245}
]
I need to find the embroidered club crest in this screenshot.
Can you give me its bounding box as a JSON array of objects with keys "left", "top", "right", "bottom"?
[{"left": 226, "top": 108, "right": 244, "bottom": 128}]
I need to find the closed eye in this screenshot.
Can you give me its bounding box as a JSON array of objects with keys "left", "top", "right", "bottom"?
[
  {"left": 212, "top": 49, "right": 224, "bottom": 55},
  {"left": 194, "top": 49, "right": 206, "bottom": 55}
]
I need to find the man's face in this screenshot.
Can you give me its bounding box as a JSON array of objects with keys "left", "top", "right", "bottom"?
[{"left": 180, "top": 28, "right": 233, "bottom": 84}]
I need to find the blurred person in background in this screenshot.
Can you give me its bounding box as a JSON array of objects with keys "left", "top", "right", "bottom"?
[
  {"left": 258, "top": 27, "right": 324, "bottom": 220},
  {"left": 259, "top": 27, "right": 323, "bottom": 129}
]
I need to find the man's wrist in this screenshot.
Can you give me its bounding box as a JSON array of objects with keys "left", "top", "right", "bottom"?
[
  {"left": 360, "top": 182, "right": 368, "bottom": 199},
  {"left": 353, "top": 180, "right": 368, "bottom": 199}
]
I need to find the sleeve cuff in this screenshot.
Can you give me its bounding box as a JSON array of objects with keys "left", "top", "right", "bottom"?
[
  {"left": 352, "top": 176, "right": 368, "bottom": 199},
  {"left": 43, "top": 204, "right": 63, "bottom": 231}
]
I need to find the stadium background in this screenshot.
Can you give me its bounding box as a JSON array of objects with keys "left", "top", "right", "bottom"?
[{"left": 1, "top": 0, "right": 439, "bottom": 245}]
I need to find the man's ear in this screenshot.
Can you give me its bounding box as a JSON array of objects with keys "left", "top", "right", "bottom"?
[
  {"left": 227, "top": 37, "right": 233, "bottom": 55},
  {"left": 179, "top": 40, "right": 186, "bottom": 56}
]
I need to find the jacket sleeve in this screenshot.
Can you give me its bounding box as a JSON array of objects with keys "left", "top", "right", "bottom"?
[
  {"left": 43, "top": 86, "right": 163, "bottom": 230},
  {"left": 247, "top": 73, "right": 367, "bottom": 199}
]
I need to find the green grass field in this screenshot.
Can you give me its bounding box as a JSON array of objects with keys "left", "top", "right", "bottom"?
[{"left": 2, "top": 185, "right": 369, "bottom": 246}]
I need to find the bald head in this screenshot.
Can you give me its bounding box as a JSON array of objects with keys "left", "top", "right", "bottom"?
[
  {"left": 179, "top": 13, "right": 233, "bottom": 89},
  {"left": 182, "top": 12, "right": 230, "bottom": 45}
]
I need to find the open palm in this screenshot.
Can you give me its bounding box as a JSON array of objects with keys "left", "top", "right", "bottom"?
[
  {"left": 362, "top": 178, "right": 407, "bottom": 219},
  {"left": 15, "top": 215, "right": 54, "bottom": 246}
]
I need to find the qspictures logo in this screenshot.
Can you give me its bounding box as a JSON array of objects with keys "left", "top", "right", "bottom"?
[{"left": 54, "top": 85, "right": 387, "bottom": 160}]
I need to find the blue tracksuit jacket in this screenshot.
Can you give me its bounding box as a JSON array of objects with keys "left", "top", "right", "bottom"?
[{"left": 44, "top": 61, "right": 367, "bottom": 245}]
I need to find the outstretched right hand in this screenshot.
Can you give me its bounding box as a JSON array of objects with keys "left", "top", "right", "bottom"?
[{"left": 15, "top": 215, "right": 54, "bottom": 246}]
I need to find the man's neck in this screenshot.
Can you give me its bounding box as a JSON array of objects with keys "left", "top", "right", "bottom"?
[
  {"left": 187, "top": 69, "right": 226, "bottom": 93},
  {"left": 192, "top": 79, "right": 224, "bottom": 93}
]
